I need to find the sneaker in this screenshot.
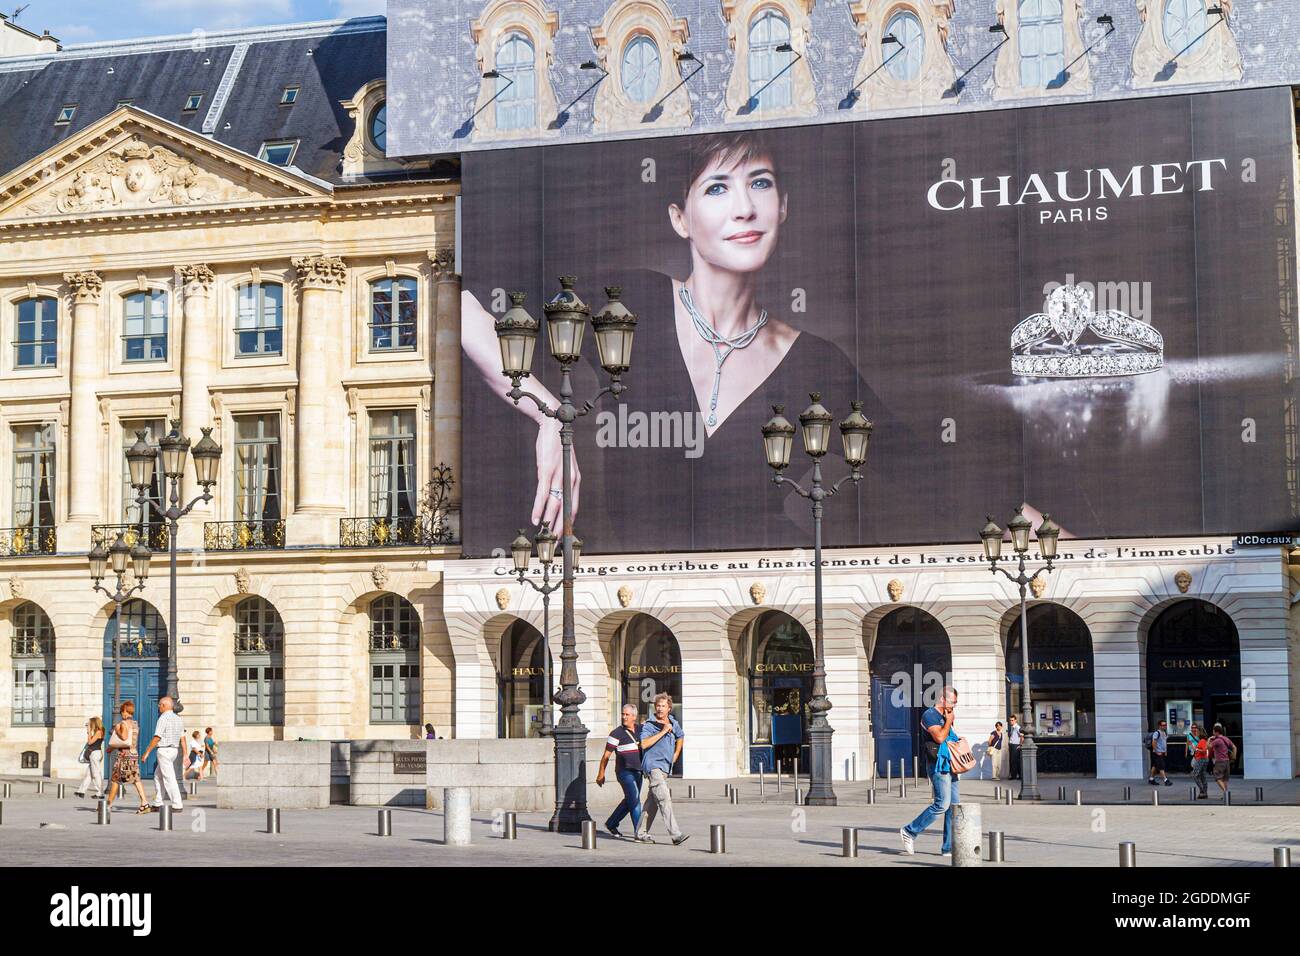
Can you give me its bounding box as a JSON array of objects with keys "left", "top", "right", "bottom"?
[
  {"left": 73, "top": 791, "right": 86, "bottom": 798},
  {"left": 941, "top": 851, "right": 952, "bottom": 857},
  {"left": 605, "top": 825, "right": 622, "bottom": 839},
  {"left": 1147, "top": 777, "right": 1156, "bottom": 785},
  {"left": 1162, "top": 779, "right": 1172, "bottom": 787},
  {"left": 634, "top": 834, "right": 654, "bottom": 844},
  {"left": 899, "top": 827, "right": 915, "bottom": 855},
  {"left": 672, "top": 834, "right": 690, "bottom": 846}
]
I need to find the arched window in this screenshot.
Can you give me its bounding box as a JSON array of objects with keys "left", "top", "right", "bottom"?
[
  {"left": 1163, "top": 0, "right": 1208, "bottom": 56},
  {"left": 369, "top": 594, "right": 420, "bottom": 724},
  {"left": 235, "top": 282, "right": 283, "bottom": 356},
  {"left": 496, "top": 32, "right": 537, "bottom": 131},
  {"left": 369, "top": 100, "right": 387, "bottom": 152},
  {"left": 234, "top": 597, "right": 284, "bottom": 725},
  {"left": 884, "top": 10, "right": 925, "bottom": 82},
  {"left": 107, "top": 599, "right": 168, "bottom": 659},
  {"left": 748, "top": 10, "right": 792, "bottom": 110},
  {"left": 14, "top": 297, "right": 57, "bottom": 368},
  {"left": 11, "top": 602, "right": 54, "bottom": 726},
  {"left": 620, "top": 34, "right": 661, "bottom": 103},
  {"left": 122, "top": 290, "right": 168, "bottom": 362},
  {"left": 1018, "top": 0, "right": 1065, "bottom": 88},
  {"left": 369, "top": 277, "right": 418, "bottom": 352}
]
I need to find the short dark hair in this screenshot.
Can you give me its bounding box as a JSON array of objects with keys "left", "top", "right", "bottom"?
[
  {"left": 995, "top": 722, "right": 1003, "bottom": 728},
  {"left": 681, "top": 131, "right": 780, "bottom": 207}
]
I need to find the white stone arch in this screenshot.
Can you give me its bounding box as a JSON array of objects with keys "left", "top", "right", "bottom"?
[
  {"left": 721, "top": 0, "right": 818, "bottom": 122},
  {"left": 1130, "top": 0, "right": 1242, "bottom": 89},
  {"left": 590, "top": 0, "right": 692, "bottom": 133},
  {"left": 847, "top": 0, "right": 956, "bottom": 110},
  {"left": 470, "top": 0, "right": 561, "bottom": 142},
  {"left": 993, "top": 0, "right": 1092, "bottom": 98}
]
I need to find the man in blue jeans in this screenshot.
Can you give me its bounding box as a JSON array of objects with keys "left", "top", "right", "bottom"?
[
  {"left": 596, "top": 704, "right": 649, "bottom": 841},
  {"left": 900, "top": 685, "right": 960, "bottom": 857}
]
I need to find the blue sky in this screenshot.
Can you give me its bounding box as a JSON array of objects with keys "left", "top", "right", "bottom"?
[{"left": 9, "top": 0, "right": 386, "bottom": 44}]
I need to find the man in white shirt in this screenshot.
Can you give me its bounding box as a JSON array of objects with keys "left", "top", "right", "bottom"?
[{"left": 141, "top": 696, "right": 185, "bottom": 813}]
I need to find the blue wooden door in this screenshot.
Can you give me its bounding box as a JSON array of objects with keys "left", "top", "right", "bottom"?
[
  {"left": 872, "top": 676, "right": 914, "bottom": 776},
  {"left": 102, "top": 661, "right": 163, "bottom": 779}
]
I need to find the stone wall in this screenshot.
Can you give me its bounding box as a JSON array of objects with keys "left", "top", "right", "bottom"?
[
  {"left": 348, "top": 739, "right": 427, "bottom": 807},
  {"left": 215, "top": 741, "right": 331, "bottom": 809},
  {"left": 423, "top": 738, "right": 624, "bottom": 813}
]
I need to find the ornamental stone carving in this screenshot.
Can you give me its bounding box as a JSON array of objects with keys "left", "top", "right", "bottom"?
[
  {"left": 495, "top": 588, "right": 511, "bottom": 610},
  {"left": 292, "top": 254, "right": 348, "bottom": 290},
  {"left": 9, "top": 577, "right": 24, "bottom": 599},
  {"left": 1030, "top": 575, "right": 1048, "bottom": 599},
  {"left": 1174, "top": 569, "right": 1192, "bottom": 594},
  {"left": 28, "top": 137, "right": 258, "bottom": 216},
  {"left": 63, "top": 270, "right": 104, "bottom": 304},
  {"left": 618, "top": 584, "right": 634, "bottom": 608},
  {"left": 372, "top": 563, "right": 389, "bottom": 590},
  {"left": 430, "top": 247, "right": 458, "bottom": 281},
  {"left": 887, "top": 579, "right": 904, "bottom": 602},
  {"left": 1130, "top": 0, "right": 1241, "bottom": 89},
  {"left": 749, "top": 582, "right": 766, "bottom": 605},
  {"left": 234, "top": 567, "right": 250, "bottom": 594},
  {"left": 178, "top": 263, "right": 215, "bottom": 295}
]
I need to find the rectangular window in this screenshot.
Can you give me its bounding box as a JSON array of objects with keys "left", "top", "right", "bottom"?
[
  {"left": 257, "top": 141, "right": 299, "bottom": 166},
  {"left": 280, "top": 86, "right": 299, "bottom": 105},
  {"left": 12, "top": 667, "right": 53, "bottom": 725},
  {"left": 235, "top": 283, "right": 284, "bottom": 356},
  {"left": 370, "top": 662, "right": 420, "bottom": 723},
  {"left": 235, "top": 664, "right": 284, "bottom": 725},
  {"left": 369, "top": 278, "right": 418, "bottom": 351},
  {"left": 123, "top": 290, "right": 168, "bottom": 361},
  {"left": 15, "top": 297, "right": 57, "bottom": 368},
  {"left": 368, "top": 409, "right": 417, "bottom": 519},
  {"left": 12, "top": 424, "right": 55, "bottom": 535},
  {"left": 55, "top": 104, "right": 76, "bottom": 125},
  {"left": 121, "top": 419, "right": 165, "bottom": 524},
  {"left": 233, "top": 415, "right": 281, "bottom": 524},
  {"left": 183, "top": 93, "right": 203, "bottom": 112}
]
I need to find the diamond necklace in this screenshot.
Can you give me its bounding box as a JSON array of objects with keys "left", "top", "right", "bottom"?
[{"left": 680, "top": 285, "right": 768, "bottom": 427}]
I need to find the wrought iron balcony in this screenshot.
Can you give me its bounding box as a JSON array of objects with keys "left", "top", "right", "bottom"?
[
  {"left": 339, "top": 513, "right": 459, "bottom": 548},
  {"left": 91, "top": 522, "right": 169, "bottom": 551},
  {"left": 0, "top": 526, "right": 56, "bottom": 556},
  {"left": 203, "top": 519, "right": 286, "bottom": 551}
]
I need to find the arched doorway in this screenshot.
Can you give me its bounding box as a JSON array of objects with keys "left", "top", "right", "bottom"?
[
  {"left": 611, "top": 613, "right": 683, "bottom": 774},
  {"left": 102, "top": 599, "right": 168, "bottom": 778},
  {"left": 497, "top": 619, "right": 551, "bottom": 739},
  {"left": 368, "top": 594, "right": 421, "bottom": 727},
  {"left": 1147, "top": 600, "right": 1242, "bottom": 774},
  {"left": 1005, "top": 604, "right": 1096, "bottom": 774},
  {"left": 234, "top": 597, "right": 285, "bottom": 727},
  {"left": 744, "top": 611, "right": 813, "bottom": 774},
  {"left": 870, "top": 607, "right": 952, "bottom": 777}
]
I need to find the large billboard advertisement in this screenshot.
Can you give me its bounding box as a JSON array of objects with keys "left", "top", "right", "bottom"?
[{"left": 459, "top": 87, "right": 1299, "bottom": 557}]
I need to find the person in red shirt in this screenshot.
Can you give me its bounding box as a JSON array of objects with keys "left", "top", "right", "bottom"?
[
  {"left": 1188, "top": 724, "right": 1210, "bottom": 799},
  {"left": 1206, "top": 723, "right": 1237, "bottom": 797}
]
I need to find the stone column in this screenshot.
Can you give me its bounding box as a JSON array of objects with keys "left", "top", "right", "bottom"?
[
  {"left": 178, "top": 264, "right": 215, "bottom": 544},
  {"left": 64, "top": 271, "right": 104, "bottom": 536},
  {"left": 430, "top": 249, "right": 462, "bottom": 509},
  {"left": 289, "top": 255, "right": 348, "bottom": 546}
]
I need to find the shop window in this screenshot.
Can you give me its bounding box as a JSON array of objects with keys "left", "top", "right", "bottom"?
[
  {"left": 14, "top": 297, "right": 57, "bottom": 368},
  {"left": 847, "top": 0, "right": 957, "bottom": 109},
  {"left": 745, "top": 610, "right": 813, "bottom": 773},
  {"left": 498, "top": 619, "right": 549, "bottom": 738}
]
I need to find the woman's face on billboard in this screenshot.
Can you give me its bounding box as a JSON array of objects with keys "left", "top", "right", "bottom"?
[{"left": 670, "top": 151, "right": 787, "bottom": 275}]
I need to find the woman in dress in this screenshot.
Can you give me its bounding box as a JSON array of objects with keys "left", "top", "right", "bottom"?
[
  {"left": 104, "top": 699, "right": 150, "bottom": 813},
  {"left": 75, "top": 716, "right": 105, "bottom": 798}
]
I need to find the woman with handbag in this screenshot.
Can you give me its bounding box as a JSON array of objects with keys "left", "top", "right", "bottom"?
[
  {"left": 74, "top": 716, "right": 106, "bottom": 798},
  {"left": 104, "top": 700, "right": 150, "bottom": 813}
]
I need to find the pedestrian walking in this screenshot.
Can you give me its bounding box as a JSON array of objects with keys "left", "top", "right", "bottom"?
[
  {"left": 1207, "top": 723, "right": 1237, "bottom": 797},
  {"left": 1007, "top": 715, "right": 1023, "bottom": 780},
  {"left": 901, "top": 685, "right": 970, "bottom": 857},
  {"left": 1188, "top": 724, "right": 1210, "bottom": 799},
  {"left": 203, "top": 728, "right": 218, "bottom": 777},
  {"left": 1147, "top": 719, "right": 1171, "bottom": 786},
  {"left": 183, "top": 730, "right": 205, "bottom": 784},
  {"left": 984, "top": 721, "right": 1004, "bottom": 780},
  {"left": 424, "top": 723, "right": 437, "bottom": 740},
  {"left": 105, "top": 700, "right": 150, "bottom": 814},
  {"left": 636, "top": 693, "right": 689, "bottom": 846},
  {"left": 75, "top": 716, "right": 106, "bottom": 798},
  {"left": 597, "top": 703, "right": 647, "bottom": 840},
  {"left": 139, "top": 696, "right": 185, "bottom": 814}
]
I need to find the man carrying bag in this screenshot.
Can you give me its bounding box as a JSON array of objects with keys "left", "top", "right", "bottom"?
[{"left": 900, "top": 686, "right": 973, "bottom": 857}]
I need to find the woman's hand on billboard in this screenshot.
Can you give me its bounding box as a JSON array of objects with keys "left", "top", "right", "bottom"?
[{"left": 533, "top": 418, "right": 581, "bottom": 530}]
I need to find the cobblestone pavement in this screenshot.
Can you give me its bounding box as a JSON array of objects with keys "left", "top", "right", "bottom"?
[{"left": 1, "top": 775, "right": 1295, "bottom": 867}]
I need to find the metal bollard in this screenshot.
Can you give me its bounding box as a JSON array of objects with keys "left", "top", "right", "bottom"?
[
  {"left": 886, "top": 760, "right": 892, "bottom": 792},
  {"left": 159, "top": 805, "right": 173, "bottom": 831},
  {"left": 1275, "top": 847, "right": 1292, "bottom": 868},
  {"left": 687, "top": 785, "right": 696, "bottom": 799},
  {"left": 1152, "top": 790, "right": 1160, "bottom": 806},
  {"left": 96, "top": 799, "right": 109, "bottom": 825},
  {"left": 913, "top": 755, "right": 919, "bottom": 784},
  {"left": 1255, "top": 787, "right": 1264, "bottom": 802},
  {"left": 1057, "top": 785, "right": 1065, "bottom": 801},
  {"left": 266, "top": 808, "right": 281, "bottom": 834},
  {"left": 987, "top": 830, "right": 1005, "bottom": 863},
  {"left": 952, "top": 804, "right": 982, "bottom": 867},
  {"left": 188, "top": 781, "right": 198, "bottom": 796},
  {"left": 1004, "top": 789, "right": 1013, "bottom": 805},
  {"left": 57, "top": 783, "right": 66, "bottom": 799},
  {"left": 1075, "top": 790, "right": 1082, "bottom": 806},
  {"left": 36, "top": 781, "right": 45, "bottom": 795},
  {"left": 994, "top": 785, "right": 1001, "bottom": 800},
  {"left": 794, "top": 756, "right": 799, "bottom": 786},
  {"left": 852, "top": 753, "right": 858, "bottom": 782},
  {"left": 1223, "top": 790, "right": 1232, "bottom": 805},
  {"left": 842, "top": 827, "right": 858, "bottom": 858},
  {"left": 1123, "top": 786, "right": 1131, "bottom": 801},
  {"left": 502, "top": 812, "right": 517, "bottom": 840},
  {"left": 443, "top": 787, "right": 471, "bottom": 846},
  {"left": 0, "top": 801, "right": 3, "bottom": 826},
  {"left": 866, "top": 789, "right": 876, "bottom": 805},
  {"left": 1189, "top": 787, "right": 1196, "bottom": 800},
  {"left": 377, "top": 809, "right": 392, "bottom": 837},
  {"left": 723, "top": 783, "right": 731, "bottom": 796},
  {"left": 1118, "top": 842, "right": 1137, "bottom": 867},
  {"left": 581, "top": 819, "right": 597, "bottom": 850},
  {"left": 1, "top": 783, "right": 9, "bottom": 798},
  {"left": 710, "top": 823, "right": 726, "bottom": 854},
  {"left": 794, "top": 785, "right": 803, "bottom": 806},
  {"left": 730, "top": 790, "right": 739, "bottom": 805},
  {"left": 759, "top": 769, "right": 765, "bottom": 802},
  {"left": 900, "top": 777, "right": 907, "bottom": 799}
]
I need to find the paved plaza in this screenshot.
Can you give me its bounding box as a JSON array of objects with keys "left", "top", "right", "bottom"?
[{"left": 2, "top": 775, "right": 1295, "bottom": 867}]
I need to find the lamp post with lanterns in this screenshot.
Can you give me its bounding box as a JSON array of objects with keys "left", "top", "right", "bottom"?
[
  {"left": 492, "top": 276, "right": 636, "bottom": 833},
  {"left": 124, "top": 420, "right": 222, "bottom": 714},
  {"left": 89, "top": 532, "right": 153, "bottom": 716},
  {"left": 509, "top": 522, "right": 582, "bottom": 737},
  {"left": 979, "top": 506, "right": 1061, "bottom": 801},
  {"left": 759, "top": 394, "right": 873, "bottom": 806}
]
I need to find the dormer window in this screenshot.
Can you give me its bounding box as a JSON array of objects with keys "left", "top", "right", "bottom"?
[
  {"left": 280, "top": 85, "right": 300, "bottom": 105},
  {"left": 55, "top": 105, "right": 76, "bottom": 125},
  {"left": 369, "top": 101, "right": 387, "bottom": 152},
  {"left": 183, "top": 92, "right": 204, "bottom": 112},
  {"left": 258, "top": 140, "right": 299, "bottom": 167}
]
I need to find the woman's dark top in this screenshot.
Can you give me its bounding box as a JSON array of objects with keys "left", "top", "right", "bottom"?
[{"left": 88, "top": 733, "right": 103, "bottom": 752}]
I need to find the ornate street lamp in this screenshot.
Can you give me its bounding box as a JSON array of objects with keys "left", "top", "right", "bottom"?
[
  {"left": 128, "top": 420, "right": 222, "bottom": 714},
  {"left": 90, "top": 533, "right": 151, "bottom": 719},
  {"left": 979, "top": 505, "right": 1060, "bottom": 800},
  {"left": 507, "top": 524, "right": 565, "bottom": 737},
  {"left": 760, "top": 394, "right": 873, "bottom": 806},
  {"left": 493, "top": 277, "right": 635, "bottom": 832}
]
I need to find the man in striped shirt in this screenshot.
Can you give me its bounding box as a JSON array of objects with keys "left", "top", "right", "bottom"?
[{"left": 596, "top": 703, "right": 648, "bottom": 840}]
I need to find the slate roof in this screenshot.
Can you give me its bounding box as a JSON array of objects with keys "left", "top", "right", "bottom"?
[{"left": 0, "top": 17, "right": 401, "bottom": 185}]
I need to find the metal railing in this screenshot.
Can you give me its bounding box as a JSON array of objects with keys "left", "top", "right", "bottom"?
[
  {"left": 91, "top": 522, "right": 170, "bottom": 551},
  {"left": 339, "top": 513, "right": 458, "bottom": 548},
  {"left": 203, "top": 519, "right": 286, "bottom": 551},
  {"left": 0, "top": 526, "right": 56, "bottom": 556}
]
